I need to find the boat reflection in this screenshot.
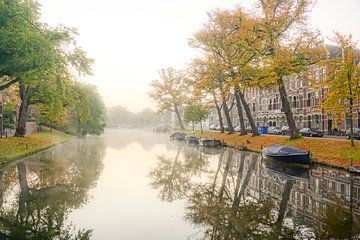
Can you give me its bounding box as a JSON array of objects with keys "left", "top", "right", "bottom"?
[{"left": 150, "top": 143, "right": 360, "bottom": 239}]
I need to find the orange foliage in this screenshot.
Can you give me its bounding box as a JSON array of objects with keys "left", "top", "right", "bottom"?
[{"left": 196, "top": 131, "right": 360, "bottom": 168}]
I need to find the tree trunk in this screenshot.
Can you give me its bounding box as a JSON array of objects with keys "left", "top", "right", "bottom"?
[
  {"left": 192, "top": 122, "right": 194, "bottom": 131},
  {"left": 238, "top": 90, "right": 259, "bottom": 136},
  {"left": 17, "top": 162, "right": 29, "bottom": 198},
  {"left": 15, "top": 80, "right": 32, "bottom": 137},
  {"left": 212, "top": 149, "right": 225, "bottom": 192},
  {"left": 17, "top": 161, "right": 29, "bottom": 232},
  {"left": 232, "top": 154, "right": 245, "bottom": 210},
  {"left": 221, "top": 90, "right": 234, "bottom": 134},
  {"left": 200, "top": 121, "right": 203, "bottom": 134},
  {"left": 219, "top": 149, "right": 234, "bottom": 201},
  {"left": 174, "top": 104, "right": 185, "bottom": 130},
  {"left": 238, "top": 154, "right": 257, "bottom": 199},
  {"left": 277, "top": 77, "right": 298, "bottom": 139},
  {"left": 349, "top": 100, "right": 355, "bottom": 147},
  {"left": 235, "top": 90, "right": 247, "bottom": 135},
  {"left": 275, "top": 180, "right": 295, "bottom": 235},
  {"left": 213, "top": 92, "right": 224, "bottom": 133}
]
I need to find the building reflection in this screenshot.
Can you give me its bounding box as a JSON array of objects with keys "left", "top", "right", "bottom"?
[
  {"left": 150, "top": 143, "right": 360, "bottom": 238},
  {"left": 229, "top": 150, "right": 360, "bottom": 237}
]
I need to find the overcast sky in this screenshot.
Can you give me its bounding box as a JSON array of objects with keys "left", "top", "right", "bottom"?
[{"left": 38, "top": 0, "right": 360, "bottom": 112}]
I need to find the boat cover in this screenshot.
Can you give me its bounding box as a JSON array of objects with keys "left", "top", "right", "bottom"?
[{"left": 266, "top": 144, "right": 307, "bottom": 154}]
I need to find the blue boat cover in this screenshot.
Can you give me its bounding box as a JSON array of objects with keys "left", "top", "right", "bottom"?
[{"left": 266, "top": 144, "right": 307, "bottom": 154}]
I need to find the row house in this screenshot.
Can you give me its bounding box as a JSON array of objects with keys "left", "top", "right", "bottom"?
[
  {"left": 243, "top": 70, "right": 360, "bottom": 134},
  {"left": 207, "top": 45, "right": 360, "bottom": 134}
]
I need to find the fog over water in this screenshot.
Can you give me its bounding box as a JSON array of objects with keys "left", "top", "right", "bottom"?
[{"left": 1, "top": 129, "right": 359, "bottom": 239}]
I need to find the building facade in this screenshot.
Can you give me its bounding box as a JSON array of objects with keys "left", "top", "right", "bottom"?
[
  {"left": 242, "top": 70, "right": 360, "bottom": 134},
  {"left": 208, "top": 45, "right": 360, "bottom": 134}
]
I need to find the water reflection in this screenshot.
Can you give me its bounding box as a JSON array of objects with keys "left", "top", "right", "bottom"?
[
  {"left": 150, "top": 143, "right": 360, "bottom": 239},
  {"left": 0, "top": 137, "right": 105, "bottom": 239},
  {"left": 150, "top": 144, "right": 209, "bottom": 202},
  {"left": 104, "top": 128, "right": 175, "bottom": 152},
  {"left": 1, "top": 130, "right": 359, "bottom": 239}
]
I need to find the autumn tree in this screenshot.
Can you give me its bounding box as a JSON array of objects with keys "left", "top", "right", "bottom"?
[
  {"left": 184, "top": 103, "right": 208, "bottom": 133},
  {"left": 136, "top": 108, "right": 160, "bottom": 128},
  {"left": 149, "top": 67, "right": 187, "bottom": 130},
  {"left": 189, "top": 57, "right": 227, "bottom": 133},
  {"left": 190, "top": 8, "right": 261, "bottom": 135},
  {"left": 320, "top": 33, "right": 360, "bottom": 147},
  {"left": 255, "top": 0, "right": 326, "bottom": 139}
]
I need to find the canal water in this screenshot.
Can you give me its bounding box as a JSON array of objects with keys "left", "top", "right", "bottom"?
[{"left": 0, "top": 129, "right": 359, "bottom": 239}]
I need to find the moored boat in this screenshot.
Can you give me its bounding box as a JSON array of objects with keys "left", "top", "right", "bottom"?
[
  {"left": 199, "top": 138, "right": 222, "bottom": 148},
  {"left": 261, "top": 144, "right": 311, "bottom": 166},
  {"left": 170, "top": 132, "right": 186, "bottom": 141},
  {"left": 185, "top": 136, "right": 199, "bottom": 145}
]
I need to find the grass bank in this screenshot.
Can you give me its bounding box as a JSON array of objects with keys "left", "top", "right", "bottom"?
[
  {"left": 188, "top": 131, "right": 360, "bottom": 168},
  {"left": 0, "top": 131, "right": 73, "bottom": 164}
]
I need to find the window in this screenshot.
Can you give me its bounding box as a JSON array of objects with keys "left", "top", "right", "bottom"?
[
  {"left": 293, "top": 96, "right": 298, "bottom": 108},
  {"left": 273, "top": 98, "right": 277, "bottom": 110}
]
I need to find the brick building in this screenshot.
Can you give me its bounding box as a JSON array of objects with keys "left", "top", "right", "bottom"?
[{"left": 208, "top": 45, "right": 360, "bottom": 134}]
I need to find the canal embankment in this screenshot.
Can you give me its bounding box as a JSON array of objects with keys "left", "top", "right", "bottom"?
[
  {"left": 188, "top": 131, "right": 360, "bottom": 169},
  {"left": 0, "top": 131, "right": 73, "bottom": 164}
]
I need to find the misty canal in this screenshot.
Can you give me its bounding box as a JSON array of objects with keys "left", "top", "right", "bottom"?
[{"left": 1, "top": 129, "right": 359, "bottom": 239}]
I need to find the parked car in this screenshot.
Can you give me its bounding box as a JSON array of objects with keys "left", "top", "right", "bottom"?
[
  {"left": 345, "top": 128, "right": 360, "bottom": 140},
  {"left": 209, "top": 124, "right": 218, "bottom": 130},
  {"left": 281, "top": 126, "right": 290, "bottom": 135},
  {"left": 299, "top": 128, "right": 324, "bottom": 137},
  {"left": 215, "top": 125, "right": 228, "bottom": 131},
  {"left": 268, "top": 127, "right": 281, "bottom": 135},
  {"left": 234, "top": 125, "right": 241, "bottom": 132}
]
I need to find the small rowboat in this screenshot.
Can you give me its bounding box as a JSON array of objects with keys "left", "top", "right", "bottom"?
[
  {"left": 185, "top": 136, "right": 199, "bottom": 145},
  {"left": 199, "top": 138, "right": 222, "bottom": 148},
  {"left": 261, "top": 144, "right": 311, "bottom": 166},
  {"left": 169, "top": 132, "right": 186, "bottom": 141}
]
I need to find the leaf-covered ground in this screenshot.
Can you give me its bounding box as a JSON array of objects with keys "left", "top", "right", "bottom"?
[
  {"left": 0, "top": 131, "right": 73, "bottom": 163},
  {"left": 189, "top": 131, "right": 360, "bottom": 168}
]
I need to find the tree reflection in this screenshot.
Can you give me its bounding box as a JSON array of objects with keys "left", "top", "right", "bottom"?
[
  {"left": 317, "top": 193, "right": 360, "bottom": 239},
  {"left": 0, "top": 137, "right": 105, "bottom": 239},
  {"left": 185, "top": 150, "right": 298, "bottom": 239},
  {"left": 149, "top": 144, "right": 210, "bottom": 202},
  {"left": 149, "top": 145, "right": 360, "bottom": 239},
  {"left": 183, "top": 145, "right": 209, "bottom": 176},
  {"left": 186, "top": 152, "right": 279, "bottom": 239}
]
